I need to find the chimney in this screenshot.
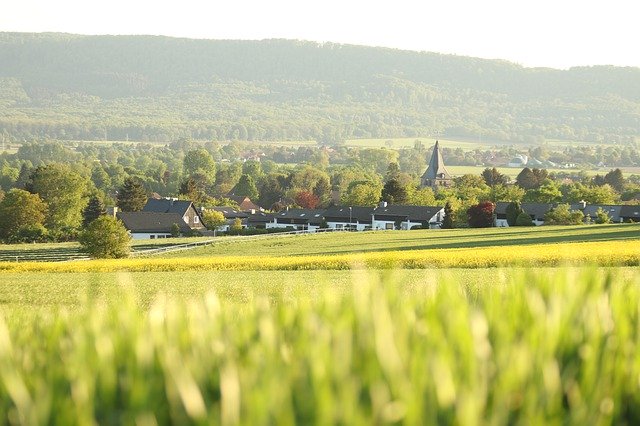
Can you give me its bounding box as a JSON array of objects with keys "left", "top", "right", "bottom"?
[
  {"left": 379, "top": 201, "right": 388, "bottom": 208},
  {"left": 579, "top": 200, "right": 587, "bottom": 209},
  {"left": 108, "top": 206, "right": 119, "bottom": 218}
]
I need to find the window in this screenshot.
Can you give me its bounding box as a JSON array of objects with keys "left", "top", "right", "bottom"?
[
  {"left": 150, "top": 235, "right": 156, "bottom": 239},
  {"left": 194, "top": 216, "right": 200, "bottom": 224},
  {"left": 385, "top": 223, "right": 394, "bottom": 230}
]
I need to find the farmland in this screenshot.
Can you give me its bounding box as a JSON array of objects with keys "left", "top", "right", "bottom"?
[
  {"left": 1, "top": 267, "right": 640, "bottom": 423},
  {"left": 1, "top": 225, "right": 639, "bottom": 423}
]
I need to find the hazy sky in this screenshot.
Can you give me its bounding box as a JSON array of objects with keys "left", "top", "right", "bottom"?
[{"left": 1, "top": 0, "right": 638, "bottom": 69}]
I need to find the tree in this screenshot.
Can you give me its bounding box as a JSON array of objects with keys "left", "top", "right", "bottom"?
[
  {"left": 505, "top": 201, "right": 525, "bottom": 226},
  {"left": 594, "top": 207, "right": 612, "bottom": 224},
  {"left": 78, "top": 215, "right": 130, "bottom": 259},
  {"left": 230, "top": 217, "right": 243, "bottom": 232},
  {"left": 27, "top": 164, "right": 89, "bottom": 231},
  {"left": 544, "top": 204, "right": 584, "bottom": 225},
  {"left": 0, "top": 189, "right": 48, "bottom": 241},
  {"left": 117, "top": 178, "right": 147, "bottom": 212},
  {"left": 202, "top": 210, "right": 226, "bottom": 231},
  {"left": 341, "top": 181, "right": 382, "bottom": 207},
  {"left": 604, "top": 169, "right": 625, "bottom": 192},
  {"left": 82, "top": 195, "right": 106, "bottom": 227},
  {"left": 231, "top": 174, "right": 259, "bottom": 200},
  {"left": 516, "top": 167, "right": 539, "bottom": 190},
  {"left": 523, "top": 179, "right": 562, "bottom": 203},
  {"left": 515, "top": 212, "right": 534, "bottom": 226},
  {"left": 381, "top": 178, "right": 408, "bottom": 204},
  {"left": 183, "top": 149, "right": 216, "bottom": 182},
  {"left": 442, "top": 201, "right": 454, "bottom": 229},
  {"left": 295, "top": 190, "right": 320, "bottom": 209},
  {"left": 467, "top": 201, "right": 495, "bottom": 228},
  {"left": 481, "top": 167, "right": 508, "bottom": 187}
]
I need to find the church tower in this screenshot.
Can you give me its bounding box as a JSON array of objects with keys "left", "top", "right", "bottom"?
[{"left": 420, "top": 141, "right": 452, "bottom": 189}]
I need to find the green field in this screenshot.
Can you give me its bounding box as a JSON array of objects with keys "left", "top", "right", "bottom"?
[
  {"left": 1, "top": 267, "right": 640, "bottom": 423},
  {"left": 344, "top": 136, "right": 617, "bottom": 151},
  {"left": 161, "top": 224, "right": 640, "bottom": 259},
  {"left": 1, "top": 225, "right": 639, "bottom": 423},
  {"left": 0, "top": 236, "right": 213, "bottom": 262}
]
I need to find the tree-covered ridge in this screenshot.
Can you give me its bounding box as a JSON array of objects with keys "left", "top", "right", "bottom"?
[{"left": 0, "top": 32, "right": 639, "bottom": 143}]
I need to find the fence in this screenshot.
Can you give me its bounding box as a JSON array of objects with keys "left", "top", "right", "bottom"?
[{"left": 130, "top": 227, "right": 349, "bottom": 257}]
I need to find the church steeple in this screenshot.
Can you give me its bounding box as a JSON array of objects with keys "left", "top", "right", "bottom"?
[{"left": 421, "top": 141, "right": 452, "bottom": 189}]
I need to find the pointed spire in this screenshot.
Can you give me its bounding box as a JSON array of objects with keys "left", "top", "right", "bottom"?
[{"left": 422, "top": 141, "right": 451, "bottom": 181}]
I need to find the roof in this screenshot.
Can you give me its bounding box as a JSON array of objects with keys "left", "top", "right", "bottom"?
[
  {"left": 323, "top": 206, "right": 374, "bottom": 223},
  {"left": 495, "top": 202, "right": 555, "bottom": 220},
  {"left": 620, "top": 205, "right": 640, "bottom": 219},
  {"left": 421, "top": 141, "right": 452, "bottom": 181},
  {"left": 373, "top": 205, "right": 444, "bottom": 222},
  {"left": 208, "top": 206, "right": 248, "bottom": 219},
  {"left": 274, "top": 209, "right": 325, "bottom": 225},
  {"left": 246, "top": 210, "right": 273, "bottom": 224},
  {"left": 143, "top": 198, "right": 194, "bottom": 215},
  {"left": 576, "top": 204, "right": 623, "bottom": 221},
  {"left": 227, "top": 195, "right": 261, "bottom": 211},
  {"left": 116, "top": 212, "right": 192, "bottom": 234}
]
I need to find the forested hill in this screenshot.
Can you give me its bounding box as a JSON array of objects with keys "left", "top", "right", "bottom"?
[{"left": 1, "top": 32, "right": 639, "bottom": 144}]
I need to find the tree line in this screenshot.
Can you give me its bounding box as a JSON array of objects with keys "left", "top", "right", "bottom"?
[
  {"left": 1, "top": 33, "right": 639, "bottom": 145},
  {"left": 0, "top": 139, "right": 638, "bottom": 244}
]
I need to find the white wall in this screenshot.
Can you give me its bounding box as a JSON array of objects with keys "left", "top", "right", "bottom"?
[
  {"left": 131, "top": 232, "right": 173, "bottom": 240},
  {"left": 327, "top": 221, "right": 370, "bottom": 231}
]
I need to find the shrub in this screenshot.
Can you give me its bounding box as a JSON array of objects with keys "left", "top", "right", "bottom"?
[
  {"left": 8, "top": 224, "right": 49, "bottom": 243},
  {"left": 467, "top": 201, "right": 495, "bottom": 228},
  {"left": 544, "top": 204, "right": 584, "bottom": 225},
  {"left": 595, "top": 207, "right": 612, "bottom": 224},
  {"left": 515, "top": 212, "right": 534, "bottom": 226},
  {"left": 78, "top": 215, "right": 131, "bottom": 259},
  {"left": 506, "top": 201, "right": 524, "bottom": 226}
]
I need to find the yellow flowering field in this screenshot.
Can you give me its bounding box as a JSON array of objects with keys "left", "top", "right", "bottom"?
[{"left": 1, "top": 240, "right": 638, "bottom": 273}]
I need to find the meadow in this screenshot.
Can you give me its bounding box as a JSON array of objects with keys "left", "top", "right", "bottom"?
[
  {"left": 1, "top": 268, "right": 640, "bottom": 423},
  {"left": 1, "top": 225, "right": 639, "bottom": 423}
]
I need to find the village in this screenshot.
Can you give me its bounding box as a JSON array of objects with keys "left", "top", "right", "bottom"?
[{"left": 111, "top": 142, "right": 640, "bottom": 239}]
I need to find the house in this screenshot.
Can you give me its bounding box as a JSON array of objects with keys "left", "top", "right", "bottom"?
[
  {"left": 266, "top": 208, "right": 325, "bottom": 231},
  {"left": 507, "top": 155, "right": 528, "bottom": 168},
  {"left": 620, "top": 205, "right": 640, "bottom": 222},
  {"left": 227, "top": 195, "right": 261, "bottom": 211},
  {"left": 116, "top": 211, "right": 192, "bottom": 240},
  {"left": 372, "top": 204, "right": 445, "bottom": 230},
  {"left": 323, "top": 206, "right": 374, "bottom": 231},
  {"left": 206, "top": 206, "right": 249, "bottom": 231},
  {"left": 421, "top": 141, "right": 452, "bottom": 189},
  {"left": 142, "top": 198, "right": 205, "bottom": 231},
  {"left": 495, "top": 202, "right": 554, "bottom": 227},
  {"left": 576, "top": 204, "right": 624, "bottom": 223}
]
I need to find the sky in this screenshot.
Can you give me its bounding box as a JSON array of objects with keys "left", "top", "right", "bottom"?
[{"left": 1, "top": 0, "right": 638, "bottom": 69}]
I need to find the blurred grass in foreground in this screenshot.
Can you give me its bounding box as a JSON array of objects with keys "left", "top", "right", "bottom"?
[{"left": 1, "top": 268, "right": 640, "bottom": 424}]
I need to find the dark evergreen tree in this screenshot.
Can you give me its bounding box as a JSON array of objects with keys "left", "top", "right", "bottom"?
[
  {"left": 231, "top": 174, "right": 259, "bottom": 200},
  {"left": 442, "top": 202, "right": 454, "bottom": 229},
  {"left": 381, "top": 178, "right": 408, "bottom": 204},
  {"left": 117, "top": 178, "right": 147, "bottom": 212},
  {"left": 82, "top": 196, "right": 106, "bottom": 227},
  {"left": 505, "top": 201, "right": 525, "bottom": 226},
  {"left": 481, "top": 167, "right": 508, "bottom": 187},
  {"left": 516, "top": 167, "right": 538, "bottom": 190},
  {"left": 604, "top": 168, "right": 625, "bottom": 192}
]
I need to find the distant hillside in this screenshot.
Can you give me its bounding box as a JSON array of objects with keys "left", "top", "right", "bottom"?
[{"left": 0, "top": 32, "right": 639, "bottom": 144}]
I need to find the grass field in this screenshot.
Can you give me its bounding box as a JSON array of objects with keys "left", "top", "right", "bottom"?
[
  {"left": 1, "top": 225, "right": 639, "bottom": 422},
  {"left": 344, "top": 136, "right": 619, "bottom": 151},
  {"left": 0, "top": 236, "right": 213, "bottom": 262},
  {"left": 160, "top": 224, "right": 640, "bottom": 259},
  {"left": 1, "top": 267, "right": 640, "bottom": 423}
]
